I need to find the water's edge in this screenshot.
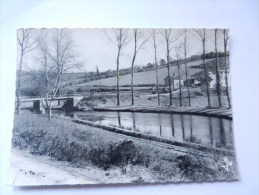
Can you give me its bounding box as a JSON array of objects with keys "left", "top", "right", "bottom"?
[{"left": 53, "top": 115, "right": 235, "bottom": 157}]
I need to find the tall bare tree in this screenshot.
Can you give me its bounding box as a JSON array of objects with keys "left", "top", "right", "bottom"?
[
  {"left": 130, "top": 29, "right": 149, "bottom": 105},
  {"left": 96, "top": 65, "right": 100, "bottom": 79},
  {"left": 33, "top": 29, "right": 77, "bottom": 119},
  {"left": 183, "top": 29, "right": 191, "bottom": 106},
  {"left": 16, "top": 29, "right": 35, "bottom": 114},
  {"left": 164, "top": 29, "right": 177, "bottom": 106},
  {"left": 105, "top": 29, "right": 130, "bottom": 106},
  {"left": 152, "top": 29, "right": 160, "bottom": 105},
  {"left": 174, "top": 46, "right": 183, "bottom": 106},
  {"left": 194, "top": 29, "right": 211, "bottom": 107},
  {"left": 223, "top": 29, "right": 231, "bottom": 108},
  {"left": 30, "top": 30, "right": 50, "bottom": 115},
  {"left": 214, "top": 29, "right": 222, "bottom": 107}
]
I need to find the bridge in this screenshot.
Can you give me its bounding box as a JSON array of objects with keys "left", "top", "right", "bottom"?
[{"left": 16, "top": 96, "right": 84, "bottom": 113}]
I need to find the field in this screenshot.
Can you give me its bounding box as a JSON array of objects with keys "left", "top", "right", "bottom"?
[
  {"left": 75, "top": 88, "right": 231, "bottom": 111},
  {"left": 77, "top": 58, "right": 227, "bottom": 87}
]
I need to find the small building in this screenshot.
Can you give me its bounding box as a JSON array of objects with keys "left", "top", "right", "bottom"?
[
  {"left": 191, "top": 71, "right": 214, "bottom": 92},
  {"left": 208, "top": 72, "right": 216, "bottom": 88},
  {"left": 184, "top": 78, "right": 200, "bottom": 87},
  {"left": 164, "top": 75, "right": 184, "bottom": 90},
  {"left": 219, "top": 70, "right": 231, "bottom": 88},
  {"left": 199, "top": 77, "right": 213, "bottom": 92},
  {"left": 202, "top": 71, "right": 230, "bottom": 89}
]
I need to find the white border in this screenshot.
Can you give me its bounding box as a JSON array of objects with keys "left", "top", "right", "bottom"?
[{"left": 0, "top": 0, "right": 259, "bottom": 194}]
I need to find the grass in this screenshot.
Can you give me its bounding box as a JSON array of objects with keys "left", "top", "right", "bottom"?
[
  {"left": 108, "top": 123, "right": 142, "bottom": 132},
  {"left": 74, "top": 89, "right": 232, "bottom": 110},
  {"left": 12, "top": 111, "right": 239, "bottom": 183}
]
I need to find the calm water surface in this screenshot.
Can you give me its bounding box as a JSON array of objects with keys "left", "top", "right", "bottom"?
[{"left": 69, "top": 111, "right": 233, "bottom": 150}]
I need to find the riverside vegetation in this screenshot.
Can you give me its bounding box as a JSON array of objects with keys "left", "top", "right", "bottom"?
[{"left": 12, "top": 112, "right": 238, "bottom": 183}]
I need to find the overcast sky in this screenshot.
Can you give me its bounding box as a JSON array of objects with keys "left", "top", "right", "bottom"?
[{"left": 20, "top": 28, "right": 229, "bottom": 72}]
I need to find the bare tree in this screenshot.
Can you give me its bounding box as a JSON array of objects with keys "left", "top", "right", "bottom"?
[
  {"left": 130, "top": 29, "right": 149, "bottom": 105},
  {"left": 164, "top": 29, "right": 177, "bottom": 106},
  {"left": 96, "top": 65, "right": 100, "bottom": 79},
  {"left": 33, "top": 29, "right": 77, "bottom": 119},
  {"left": 214, "top": 29, "right": 222, "bottom": 107},
  {"left": 105, "top": 29, "right": 130, "bottom": 106},
  {"left": 152, "top": 29, "right": 160, "bottom": 105},
  {"left": 223, "top": 29, "right": 231, "bottom": 108},
  {"left": 183, "top": 29, "right": 191, "bottom": 106},
  {"left": 174, "top": 46, "right": 183, "bottom": 106},
  {"left": 16, "top": 29, "right": 35, "bottom": 114},
  {"left": 194, "top": 29, "right": 211, "bottom": 107}
]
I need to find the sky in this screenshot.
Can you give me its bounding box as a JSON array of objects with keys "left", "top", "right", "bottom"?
[{"left": 20, "top": 28, "right": 229, "bottom": 72}]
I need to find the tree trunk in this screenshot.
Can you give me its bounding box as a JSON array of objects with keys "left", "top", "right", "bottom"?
[
  {"left": 16, "top": 52, "right": 23, "bottom": 114},
  {"left": 177, "top": 61, "right": 182, "bottom": 106},
  {"left": 184, "top": 61, "right": 191, "bottom": 107},
  {"left": 57, "top": 88, "right": 60, "bottom": 105},
  {"left": 180, "top": 115, "right": 185, "bottom": 140},
  {"left": 224, "top": 29, "right": 231, "bottom": 108},
  {"left": 202, "top": 29, "right": 211, "bottom": 107},
  {"left": 48, "top": 106, "right": 52, "bottom": 120},
  {"left": 131, "top": 53, "right": 136, "bottom": 106},
  {"left": 116, "top": 47, "right": 121, "bottom": 106},
  {"left": 184, "top": 31, "right": 191, "bottom": 106},
  {"left": 154, "top": 44, "right": 160, "bottom": 105},
  {"left": 47, "top": 96, "right": 53, "bottom": 120},
  {"left": 172, "top": 73, "right": 175, "bottom": 91},
  {"left": 215, "top": 29, "right": 222, "bottom": 107},
  {"left": 131, "top": 32, "right": 137, "bottom": 106},
  {"left": 166, "top": 45, "right": 173, "bottom": 106},
  {"left": 170, "top": 114, "right": 174, "bottom": 137}
]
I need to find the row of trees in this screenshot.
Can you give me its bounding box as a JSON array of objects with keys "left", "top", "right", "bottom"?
[
  {"left": 106, "top": 28, "right": 231, "bottom": 108},
  {"left": 195, "top": 29, "right": 230, "bottom": 108},
  {"left": 16, "top": 28, "right": 231, "bottom": 119}
]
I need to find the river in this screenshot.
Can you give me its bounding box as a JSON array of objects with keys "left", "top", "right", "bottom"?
[{"left": 64, "top": 111, "right": 234, "bottom": 150}]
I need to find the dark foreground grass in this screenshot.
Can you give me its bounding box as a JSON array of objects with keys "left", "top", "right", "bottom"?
[{"left": 12, "top": 112, "right": 239, "bottom": 183}]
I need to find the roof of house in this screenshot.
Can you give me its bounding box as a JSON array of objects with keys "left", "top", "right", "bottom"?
[
  {"left": 191, "top": 70, "right": 213, "bottom": 82},
  {"left": 164, "top": 75, "right": 183, "bottom": 80}
]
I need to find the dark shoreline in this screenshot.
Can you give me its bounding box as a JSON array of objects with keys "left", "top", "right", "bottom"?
[{"left": 93, "top": 106, "right": 233, "bottom": 120}]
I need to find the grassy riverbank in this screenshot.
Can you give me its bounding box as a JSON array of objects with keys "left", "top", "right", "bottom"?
[
  {"left": 75, "top": 90, "right": 232, "bottom": 111},
  {"left": 11, "top": 112, "right": 238, "bottom": 183}
]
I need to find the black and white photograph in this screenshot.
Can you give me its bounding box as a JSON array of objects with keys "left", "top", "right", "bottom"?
[{"left": 7, "top": 27, "right": 239, "bottom": 186}]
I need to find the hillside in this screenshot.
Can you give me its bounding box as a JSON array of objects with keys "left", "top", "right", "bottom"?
[{"left": 77, "top": 57, "right": 229, "bottom": 87}]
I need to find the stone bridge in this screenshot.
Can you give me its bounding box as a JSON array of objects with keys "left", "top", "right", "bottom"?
[{"left": 16, "top": 96, "right": 83, "bottom": 113}]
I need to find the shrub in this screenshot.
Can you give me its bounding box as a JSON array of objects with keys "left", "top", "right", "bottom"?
[
  {"left": 193, "top": 90, "right": 203, "bottom": 97},
  {"left": 88, "top": 140, "right": 150, "bottom": 170},
  {"left": 20, "top": 87, "right": 42, "bottom": 97},
  {"left": 175, "top": 154, "right": 219, "bottom": 181},
  {"left": 67, "top": 88, "right": 76, "bottom": 95},
  {"left": 12, "top": 113, "right": 150, "bottom": 171},
  {"left": 76, "top": 87, "right": 83, "bottom": 93},
  {"left": 99, "top": 96, "right": 107, "bottom": 104}
]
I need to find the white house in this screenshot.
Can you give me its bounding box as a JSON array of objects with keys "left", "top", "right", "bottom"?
[
  {"left": 208, "top": 71, "right": 230, "bottom": 89},
  {"left": 164, "top": 75, "right": 184, "bottom": 90}
]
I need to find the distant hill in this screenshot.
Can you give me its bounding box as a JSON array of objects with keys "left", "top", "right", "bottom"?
[
  {"left": 77, "top": 57, "right": 229, "bottom": 87},
  {"left": 18, "top": 55, "right": 229, "bottom": 96},
  {"left": 61, "top": 52, "right": 230, "bottom": 86}
]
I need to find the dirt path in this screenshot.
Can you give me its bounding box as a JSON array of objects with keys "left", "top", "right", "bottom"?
[{"left": 8, "top": 149, "right": 100, "bottom": 186}]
